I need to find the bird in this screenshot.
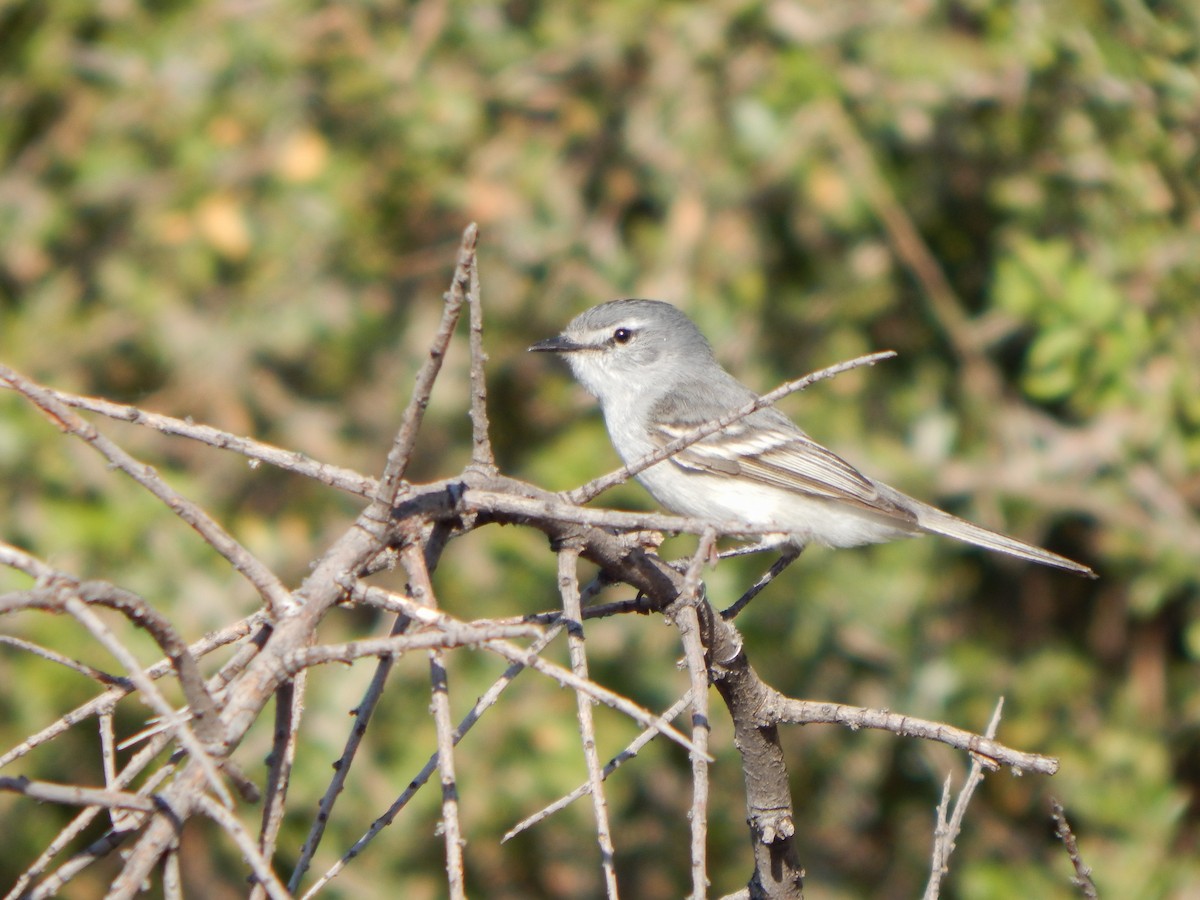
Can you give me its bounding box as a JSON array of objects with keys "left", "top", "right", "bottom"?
[{"left": 529, "top": 299, "right": 1095, "bottom": 578}]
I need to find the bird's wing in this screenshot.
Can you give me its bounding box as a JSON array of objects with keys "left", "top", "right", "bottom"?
[
  {"left": 650, "top": 416, "right": 918, "bottom": 524},
  {"left": 647, "top": 394, "right": 1095, "bottom": 576}
]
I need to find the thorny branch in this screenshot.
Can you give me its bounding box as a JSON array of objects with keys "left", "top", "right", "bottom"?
[
  {"left": 0, "top": 225, "right": 1071, "bottom": 899},
  {"left": 1051, "top": 798, "right": 1099, "bottom": 899}
]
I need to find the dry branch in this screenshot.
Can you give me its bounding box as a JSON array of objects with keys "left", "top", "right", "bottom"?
[
  {"left": 558, "top": 546, "right": 620, "bottom": 897},
  {"left": 0, "top": 225, "right": 1067, "bottom": 900},
  {"left": 1051, "top": 798, "right": 1099, "bottom": 899}
]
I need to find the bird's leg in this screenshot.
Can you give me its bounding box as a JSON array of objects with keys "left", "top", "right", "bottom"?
[
  {"left": 716, "top": 534, "right": 791, "bottom": 559},
  {"left": 720, "top": 546, "right": 803, "bottom": 620}
]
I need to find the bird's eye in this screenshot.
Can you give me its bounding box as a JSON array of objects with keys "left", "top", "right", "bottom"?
[{"left": 613, "top": 328, "right": 633, "bottom": 344}]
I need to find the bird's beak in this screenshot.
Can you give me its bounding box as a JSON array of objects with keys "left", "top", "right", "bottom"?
[{"left": 528, "top": 334, "right": 585, "bottom": 353}]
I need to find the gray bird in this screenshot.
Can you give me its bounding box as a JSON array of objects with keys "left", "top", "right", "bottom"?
[{"left": 530, "top": 299, "right": 1094, "bottom": 578}]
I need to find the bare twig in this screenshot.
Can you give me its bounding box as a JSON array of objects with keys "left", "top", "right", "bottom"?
[
  {"left": 0, "top": 364, "right": 296, "bottom": 618},
  {"left": 0, "top": 384, "right": 375, "bottom": 498},
  {"left": 671, "top": 530, "right": 718, "bottom": 900},
  {"left": 26, "top": 826, "right": 141, "bottom": 900},
  {"left": 0, "top": 776, "right": 158, "bottom": 812},
  {"left": 480, "top": 636, "right": 711, "bottom": 760},
  {"left": 402, "top": 541, "right": 466, "bottom": 900},
  {"left": 765, "top": 694, "right": 1056, "bottom": 775},
  {"left": 924, "top": 698, "right": 1004, "bottom": 899},
  {"left": 302, "top": 622, "right": 569, "bottom": 899},
  {"left": 11, "top": 615, "right": 269, "bottom": 898},
  {"left": 468, "top": 486, "right": 759, "bottom": 538},
  {"left": 559, "top": 546, "right": 620, "bottom": 898},
  {"left": 0, "top": 539, "right": 59, "bottom": 580},
  {"left": 250, "top": 672, "right": 307, "bottom": 900},
  {"left": 1051, "top": 798, "right": 1099, "bottom": 899},
  {"left": 466, "top": 227, "right": 495, "bottom": 471},
  {"left": 374, "top": 223, "right": 478, "bottom": 506},
  {"left": 929, "top": 775, "right": 953, "bottom": 891},
  {"left": 8, "top": 754, "right": 176, "bottom": 900},
  {"left": 99, "top": 713, "right": 137, "bottom": 831},
  {"left": 163, "top": 849, "right": 182, "bottom": 900},
  {"left": 196, "top": 794, "right": 291, "bottom": 900},
  {"left": 111, "top": 517, "right": 392, "bottom": 898},
  {"left": 502, "top": 690, "right": 694, "bottom": 843},
  {"left": 59, "top": 594, "right": 233, "bottom": 809},
  {"left": 0, "top": 634, "right": 127, "bottom": 687},
  {"left": 0, "top": 611, "right": 261, "bottom": 770},
  {"left": 288, "top": 615, "right": 410, "bottom": 893},
  {"left": 1, "top": 580, "right": 222, "bottom": 743},
  {"left": 276, "top": 623, "right": 542, "bottom": 672}
]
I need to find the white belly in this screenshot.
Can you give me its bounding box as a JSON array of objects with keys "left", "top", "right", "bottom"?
[
  {"left": 637, "top": 461, "right": 912, "bottom": 548},
  {"left": 606, "top": 415, "right": 914, "bottom": 549}
]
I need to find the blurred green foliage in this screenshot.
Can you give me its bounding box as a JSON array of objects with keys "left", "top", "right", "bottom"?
[{"left": 1, "top": 0, "right": 1198, "bottom": 897}]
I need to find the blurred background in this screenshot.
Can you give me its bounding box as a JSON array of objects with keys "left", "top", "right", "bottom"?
[{"left": 1, "top": 1, "right": 1197, "bottom": 897}]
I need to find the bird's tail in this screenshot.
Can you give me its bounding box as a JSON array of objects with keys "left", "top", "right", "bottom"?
[{"left": 909, "top": 498, "right": 1095, "bottom": 578}]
